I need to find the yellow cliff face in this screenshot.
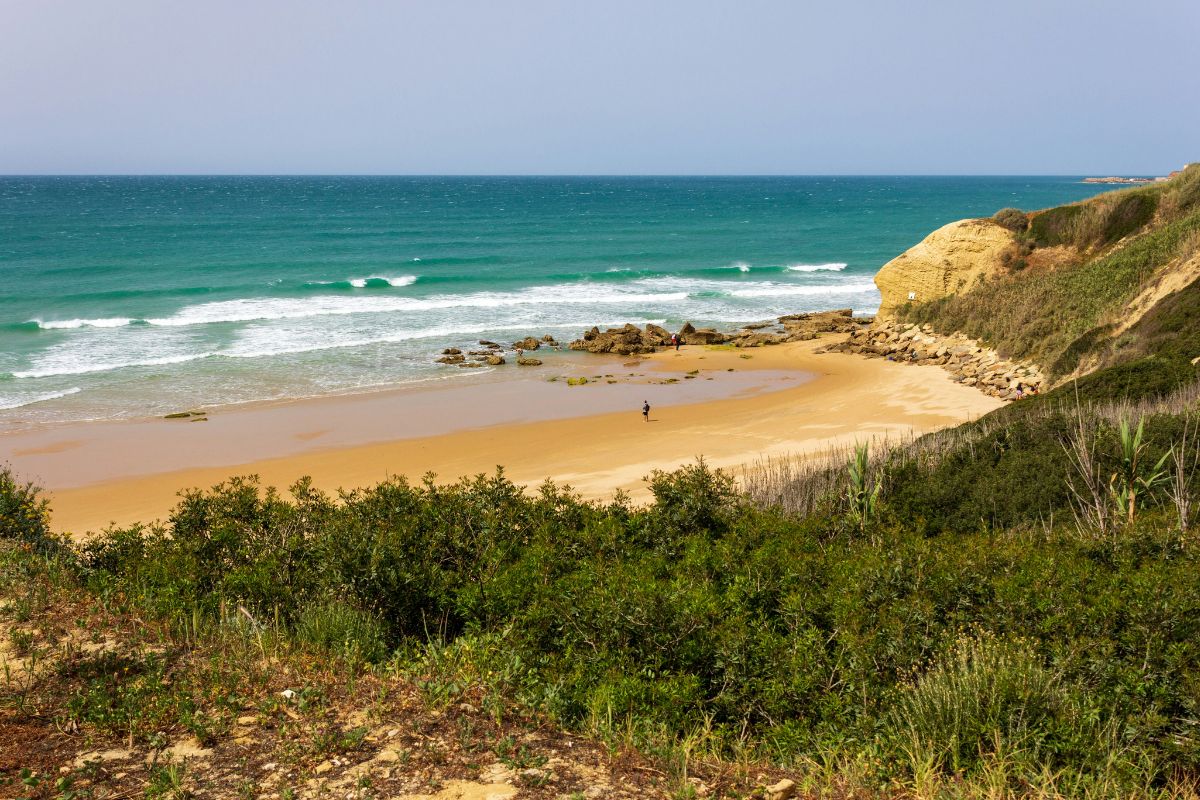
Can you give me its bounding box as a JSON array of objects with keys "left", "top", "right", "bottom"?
[{"left": 874, "top": 219, "right": 1015, "bottom": 317}]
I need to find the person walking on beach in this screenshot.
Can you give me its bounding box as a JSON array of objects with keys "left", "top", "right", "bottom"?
[
  {"left": 672, "top": 333, "right": 680, "bottom": 351},
  {"left": 642, "top": 400, "right": 650, "bottom": 422}
]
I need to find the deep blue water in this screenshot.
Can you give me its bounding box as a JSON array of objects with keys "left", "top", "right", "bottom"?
[{"left": 0, "top": 176, "right": 1114, "bottom": 424}]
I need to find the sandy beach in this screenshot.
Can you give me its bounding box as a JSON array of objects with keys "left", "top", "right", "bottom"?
[{"left": 0, "top": 337, "right": 1002, "bottom": 534}]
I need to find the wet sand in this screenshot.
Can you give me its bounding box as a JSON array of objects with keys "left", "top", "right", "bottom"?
[{"left": 0, "top": 337, "right": 1003, "bottom": 534}]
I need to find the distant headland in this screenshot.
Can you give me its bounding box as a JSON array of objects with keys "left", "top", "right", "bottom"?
[{"left": 1083, "top": 166, "right": 1189, "bottom": 184}]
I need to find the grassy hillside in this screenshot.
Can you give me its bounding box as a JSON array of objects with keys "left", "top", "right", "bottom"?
[{"left": 898, "top": 164, "right": 1200, "bottom": 382}]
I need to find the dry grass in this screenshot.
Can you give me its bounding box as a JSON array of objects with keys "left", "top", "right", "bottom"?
[{"left": 740, "top": 380, "right": 1200, "bottom": 518}]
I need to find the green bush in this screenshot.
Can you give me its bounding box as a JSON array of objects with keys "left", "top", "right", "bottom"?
[
  {"left": 0, "top": 465, "right": 51, "bottom": 548},
  {"left": 294, "top": 601, "right": 389, "bottom": 663},
  {"left": 892, "top": 635, "right": 1076, "bottom": 777},
  {"left": 992, "top": 207, "right": 1029, "bottom": 232}
]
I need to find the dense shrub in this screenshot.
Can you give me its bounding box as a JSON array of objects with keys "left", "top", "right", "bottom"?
[
  {"left": 0, "top": 465, "right": 57, "bottom": 554},
  {"left": 992, "top": 207, "right": 1029, "bottom": 232},
  {"left": 890, "top": 635, "right": 1100, "bottom": 779},
  {"left": 294, "top": 602, "right": 389, "bottom": 663},
  {"left": 45, "top": 441, "right": 1198, "bottom": 794}
]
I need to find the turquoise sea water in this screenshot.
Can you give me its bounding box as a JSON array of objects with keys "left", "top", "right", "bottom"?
[{"left": 0, "top": 176, "right": 1114, "bottom": 426}]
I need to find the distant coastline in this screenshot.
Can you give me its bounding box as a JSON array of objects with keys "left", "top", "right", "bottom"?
[
  {"left": 1082, "top": 167, "right": 1189, "bottom": 184},
  {"left": 1082, "top": 175, "right": 1161, "bottom": 184}
]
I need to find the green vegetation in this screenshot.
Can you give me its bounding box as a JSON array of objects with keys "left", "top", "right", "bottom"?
[
  {"left": 5, "top": 361, "right": 1200, "bottom": 798},
  {"left": 991, "top": 207, "right": 1029, "bottom": 233},
  {"left": 901, "top": 165, "right": 1200, "bottom": 379}
]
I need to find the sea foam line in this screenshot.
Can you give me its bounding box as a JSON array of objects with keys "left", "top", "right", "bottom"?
[
  {"left": 787, "top": 262, "right": 848, "bottom": 272},
  {"left": 0, "top": 387, "right": 82, "bottom": 410},
  {"left": 9, "top": 318, "right": 673, "bottom": 379},
  {"left": 24, "top": 276, "right": 876, "bottom": 332}
]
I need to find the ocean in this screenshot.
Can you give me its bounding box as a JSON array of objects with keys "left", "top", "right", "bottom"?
[{"left": 0, "top": 176, "right": 1113, "bottom": 427}]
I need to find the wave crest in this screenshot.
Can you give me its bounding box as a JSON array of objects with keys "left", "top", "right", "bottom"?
[
  {"left": 786, "top": 263, "right": 848, "bottom": 272},
  {"left": 0, "top": 386, "right": 82, "bottom": 410}
]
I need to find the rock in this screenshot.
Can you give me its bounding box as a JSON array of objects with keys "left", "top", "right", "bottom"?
[
  {"left": 479, "top": 340, "right": 501, "bottom": 348},
  {"left": 566, "top": 377, "right": 588, "bottom": 386},
  {"left": 516, "top": 357, "right": 543, "bottom": 366},
  {"left": 441, "top": 348, "right": 462, "bottom": 355},
  {"left": 436, "top": 354, "right": 465, "bottom": 364},
  {"left": 568, "top": 323, "right": 658, "bottom": 355},
  {"left": 731, "top": 331, "right": 783, "bottom": 348},
  {"left": 645, "top": 323, "right": 673, "bottom": 345},
  {"left": 512, "top": 337, "right": 541, "bottom": 351},
  {"left": 314, "top": 760, "right": 334, "bottom": 775},
  {"left": 541, "top": 334, "right": 556, "bottom": 342},
  {"left": 458, "top": 362, "right": 485, "bottom": 368},
  {"left": 485, "top": 354, "right": 506, "bottom": 365},
  {"left": 874, "top": 218, "right": 1015, "bottom": 317},
  {"left": 680, "top": 326, "right": 728, "bottom": 345},
  {"left": 766, "top": 778, "right": 796, "bottom": 800}
]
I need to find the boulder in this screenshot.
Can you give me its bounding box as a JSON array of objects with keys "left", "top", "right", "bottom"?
[
  {"left": 479, "top": 340, "right": 501, "bottom": 348},
  {"left": 512, "top": 337, "right": 541, "bottom": 351},
  {"left": 516, "top": 357, "right": 543, "bottom": 366},
  {"left": 485, "top": 354, "right": 506, "bottom": 365},
  {"left": 441, "top": 348, "right": 462, "bottom": 355},
  {"left": 568, "top": 324, "right": 658, "bottom": 355},
  {"left": 644, "top": 323, "right": 673, "bottom": 345},
  {"left": 731, "top": 331, "right": 785, "bottom": 347},
  {"left": 436, "top": 354, "right": 465, "bottom": 364},
  {"left": 680, "top": 326, "right": 728, "bottom": 345}
]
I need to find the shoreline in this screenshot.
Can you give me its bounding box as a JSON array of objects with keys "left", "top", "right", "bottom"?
[{"left": 1, "top": 336, "right": 1005, "bottom": 535}]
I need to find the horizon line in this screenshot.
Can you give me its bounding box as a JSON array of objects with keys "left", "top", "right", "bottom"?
[{"left": 0, "top": 172, "right": 1170, "bottom": 179}]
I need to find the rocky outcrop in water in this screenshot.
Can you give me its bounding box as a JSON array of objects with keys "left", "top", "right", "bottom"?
[
  {"left": 434, "top": 311, "right": 872, "bottom": 366},
  {"left": 569, "top": 323, "right": 662, "bottom": 355}
]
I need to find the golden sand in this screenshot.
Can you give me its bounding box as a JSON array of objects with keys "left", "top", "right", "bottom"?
[{"left": 0, "top": 338, "right": 1002, "bottom": 534}]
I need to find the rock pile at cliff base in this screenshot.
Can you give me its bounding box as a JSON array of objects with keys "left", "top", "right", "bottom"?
[{"left": 826, "top": 319, "right": 1045, "bottom": 400}]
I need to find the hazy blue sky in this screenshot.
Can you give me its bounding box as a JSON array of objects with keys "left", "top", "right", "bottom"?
[{"left": 1, "top": 0, "right": 1195, "bottom": 174}]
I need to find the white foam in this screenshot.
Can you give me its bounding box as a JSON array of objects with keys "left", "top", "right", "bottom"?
[
  {"left": 12, "top": 317, "right": 675, "bottom": 378},
  {"left": 34, "top": 317, "right": 134, "bottom": 330},
  {"left": 729, "top": 280, "right": 877, "bottom": 299},
  {"left": 143, "top": 284, "right": 692, "bottom": 327},
  {"left": 0, "top": 387, "right": 82, "bottom": 410},
  {"left": 786, "top": 263, "right": 848, "bottom": 272},
  {"left": 13, "top": 353, "right": 216, "bottom": 379}
]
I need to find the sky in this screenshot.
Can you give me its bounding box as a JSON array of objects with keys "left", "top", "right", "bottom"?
[{"left": 0, "top": 0, "right": 1196, "bottom": 175}]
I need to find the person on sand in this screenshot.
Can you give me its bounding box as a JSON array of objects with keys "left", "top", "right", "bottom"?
[
  {"left": 673, "top": 333, "right": 680, "bottom": 351},
  {"left": 642, "top": 400, "right": 650, "bottom": 422}
]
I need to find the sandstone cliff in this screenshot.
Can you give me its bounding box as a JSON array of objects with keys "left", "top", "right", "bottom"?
[{"left": 873, "top": 219, "right": 1015, "bottom": 317}]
